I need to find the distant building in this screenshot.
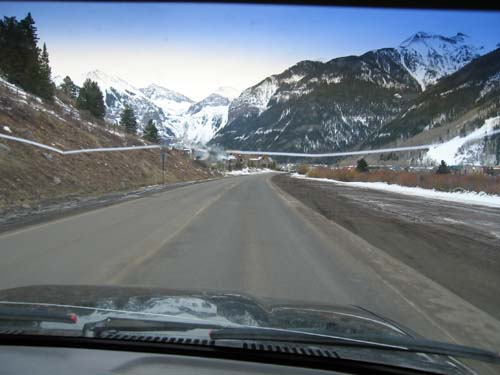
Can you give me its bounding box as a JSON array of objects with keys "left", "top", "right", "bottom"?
[
  {"left": 225, "top": 153, "right": 275, "bottom": 170},
  {"left": 248, "top": 155, "right": 273, "bottom": 169}
]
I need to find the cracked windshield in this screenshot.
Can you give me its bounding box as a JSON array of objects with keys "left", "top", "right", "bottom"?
[{"left": 0, "top": 2, "right": 499, "bottom": 375}]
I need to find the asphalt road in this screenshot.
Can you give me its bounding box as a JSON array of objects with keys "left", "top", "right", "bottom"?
[{"left": 1, "top": 173, "right": 499, "bottom": 373}]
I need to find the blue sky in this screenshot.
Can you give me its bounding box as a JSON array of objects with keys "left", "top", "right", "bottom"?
[{"left": 2, "top": 2, "right": 500, "bottom": 99}]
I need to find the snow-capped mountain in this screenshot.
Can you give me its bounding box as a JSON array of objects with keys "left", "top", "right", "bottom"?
[
  {"left": 211, "top": 32, "right": 487, "bottom": 154},
  {"left": 74, "top": 70, "right": 176, "bottom": 137},
  {"left": 140, "top": 84, "right": 193, "bottom": 115},
  {"left": 65, "top": 71, "right": 238, "bottom": 144},
  {"left": 175, "top": 88, "right": 240, "bottom": 145},
  {"left": 139, "top": 84, "right": 239, "bottom": 144},
  {"left": 397, "top": 32, "right": 483, "bottom": 89},
  {"left": 140, "top": 83, "right": 196, "bottom": 140},
  {"left": 212, "top": 86, "right": 240, "bottom": 100}
]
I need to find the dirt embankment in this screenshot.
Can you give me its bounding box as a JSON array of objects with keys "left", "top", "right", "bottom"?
[
  {"left": 0, "top": 83, "right": 219, "bottom": 213},
  {"left": 272, "top": 174, "right": 500, "bottom": 320}
]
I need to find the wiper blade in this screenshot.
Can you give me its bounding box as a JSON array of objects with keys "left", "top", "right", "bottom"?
[
  {"left": 210, "top": 327, "right": 500, "bottom": 364},
  {"left": 0, "top": 307, "right": 77, "bottom": 324},
  {"left": 82, "top": 317, "right": 229, "bottom": 337},
  {"left": 81, "top": 317, "right": 500, "bottom": 364}
]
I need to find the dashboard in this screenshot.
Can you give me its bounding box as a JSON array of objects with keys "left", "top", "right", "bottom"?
[{"left": 0, "top": 345, "right": 344, "bottom": 375}]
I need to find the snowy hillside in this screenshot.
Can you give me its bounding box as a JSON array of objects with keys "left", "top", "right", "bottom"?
[
  {"left": 425, "top": 117, "right": 500, "bottom": 165},
  {"left": 398, "top": 32, "right": 483, "bottom": 89},
  {"left": 175, "top": 89, "right": 239, "bottom": 145},
  {"left": 140, "top": 83, "right": 196, "bottom": 140},
  {"left": 141, "top": 84, "right": 193, "bottom": 115}
]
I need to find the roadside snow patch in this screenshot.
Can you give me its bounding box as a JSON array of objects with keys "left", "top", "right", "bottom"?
[
  {"left": 2, "top": 126, "right": 12, "bottom": 133},
  {"left": 225, "top": 168, "right": 274, "bottom": 176},
  {"left": 292, "top": 174, "right": 500, "bottom": 208}
]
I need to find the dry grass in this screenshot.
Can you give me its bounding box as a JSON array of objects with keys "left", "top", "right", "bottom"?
[
  {"left": 0, "top": 87, "right": 219, "bottom": 212},
  {"left": 307, "top": 166, "right": 500, "bottom": 194},
  {"left": 296, "top": 164, "right": 310, "bottom": 175}
]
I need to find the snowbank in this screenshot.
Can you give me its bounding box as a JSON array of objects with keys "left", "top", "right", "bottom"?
[
  {"left": 292, "top": 174, "right": 500, "bottom": 208},
  {"left": 225, "top": 168, "right": 274, "bottom": 176}
]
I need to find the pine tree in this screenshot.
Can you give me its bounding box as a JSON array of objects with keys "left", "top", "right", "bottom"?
[
  {"left": 143, "top": 119, "right": 159, "bottom": 143},
  {"left": 0, "top": 16, "right": 25, "bottom": 85},
  {"left": 60, "top": 75, "right": 79, "bottom": 98},
  {"left": 436, "top": 160, "right": 450, "bottom": 174},
  {"left": 356, "top": 158, "right": 369, "bottom": 172},
  {"left": 76, "top": 79, "right": 105, "bottom": 119},
  {"left": 120, "top": 105, "right": 137, "bottom": 135},
  {"left": 0, "top": 13, "right": 54, "bottom": 100},
  {"left": 37, "top": 43, "right": 55, "bottom": 100},
  {"left": 20, "top": 12, "right": 37, "bottom": 45},
  {"left": 18, "top": 13, "right": 41, "bottom": 94}
]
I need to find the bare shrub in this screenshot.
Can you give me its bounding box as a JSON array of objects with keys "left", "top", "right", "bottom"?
[
  {"left": 297, "top": 164, "right": 310, "bottom": 175},
  {"left": 306, "top": 167, "right": 500, "bottom": 194}
]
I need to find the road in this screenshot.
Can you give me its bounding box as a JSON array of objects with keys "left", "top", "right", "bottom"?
[{"left": 1, "top": 173, "right": 499, "bottom": 373}]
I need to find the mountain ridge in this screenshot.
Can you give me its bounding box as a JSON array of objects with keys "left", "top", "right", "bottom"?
[
  {"left": 57, "top": 70, "right": 239, "bottom": 143},
  {"left": 210, "top": 32, "right": 489, "bottom": 155}
]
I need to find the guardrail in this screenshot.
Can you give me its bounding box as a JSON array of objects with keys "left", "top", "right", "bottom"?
[
  {"left": 226, "top": 145, "right": 432, "bottom": 158},
  {"left": 2, "top": 126, "right": 499, "bottom": 158},
  {"left": 0, "top": 133, "right": 161, "bottom": 154},
  {"left": 226, "top": 127, "right": 500, "bottom": 158}
]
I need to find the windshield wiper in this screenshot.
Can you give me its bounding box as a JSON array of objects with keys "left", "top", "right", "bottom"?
[
  {"left": 210, "top": 327, "right": 500, "bottom": 364},
  {"left": 81, "top": 317, "right": 500, "bottom": 364},
  {"left": 0, "top": 306, "right": 77, "bottom": 324},
  {"left": 82, "top": 317, "right": 229, "bottom": 337}
]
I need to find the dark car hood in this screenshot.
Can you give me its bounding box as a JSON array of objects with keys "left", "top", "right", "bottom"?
[
  {"left": 0, "top": 285, "right": 408, "bottom": 338},
  {"left": 0, "top": 285, "right": 478, "bottom": 375}
]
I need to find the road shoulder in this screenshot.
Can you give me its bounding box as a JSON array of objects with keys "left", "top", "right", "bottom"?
[
  {"left": 0, "top": 177, "right": 221, "bottom": 235},
  {"left": 268, "top": 174, "right": 500, "bottom": 357}
]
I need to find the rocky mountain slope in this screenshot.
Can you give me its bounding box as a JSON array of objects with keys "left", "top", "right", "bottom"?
[
  {"left": 210, "top": 53, "right": 421, "bottom": 153},
  {"left": 210, "top": 32, "right": 485, "bottom": 154}
]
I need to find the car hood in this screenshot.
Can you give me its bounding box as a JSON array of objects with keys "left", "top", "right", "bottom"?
[
  {"left": 0, "top": 285, "right": 478, "bottom": 375},
  {"left": 0, "top": 284, "right": 408, "bottom": 338}
]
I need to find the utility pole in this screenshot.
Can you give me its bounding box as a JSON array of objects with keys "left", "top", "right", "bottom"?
[{"left": 161, "top": 151, "right": 165, "bottom": 186}]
